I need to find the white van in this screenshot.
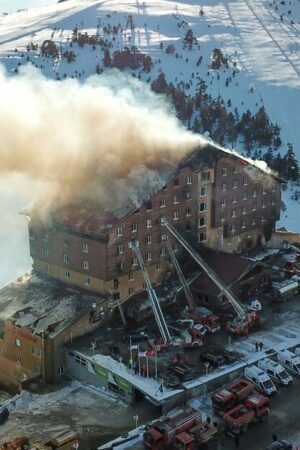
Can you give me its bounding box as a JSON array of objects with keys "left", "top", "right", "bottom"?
[
  {"left": 244, "top": 365, "right": 277, "bottom": 396},
  {"left": 277, "top": 349, "right": 300, "bottom": 377},
  {"left": 257, "top": 358, "right": 293, "bottom": 386}
]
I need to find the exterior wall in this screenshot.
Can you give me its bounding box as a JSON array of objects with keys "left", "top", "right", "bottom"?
[
  {"left": 1, "top": 321, "right": 43, "bottom": 381},
  {"left": 66, "top": 350, "right": 134, "bottom": 404},
  {"left": 0, "top": 307, "right": 107, "bottom": 389},
  {"left": 212, "top": 156, "right": 281, "bottom": 253},
  {"left": 0, "top": 354, "right": 22, "bottom": 392},
  {"left": 29, "top": 224, "right": 108, "bottom": 280}
]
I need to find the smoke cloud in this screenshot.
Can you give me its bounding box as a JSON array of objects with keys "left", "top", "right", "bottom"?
[{"left": 0, "top": 65, "right": 204, "bottom": 218}]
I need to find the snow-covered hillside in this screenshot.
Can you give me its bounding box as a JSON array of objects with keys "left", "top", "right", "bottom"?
[
  {"left": 0, "top": 0, "right": 299, "bottom": 148},
  {"left": 0, "top": 0, "right": 299, "bottom": 287}
]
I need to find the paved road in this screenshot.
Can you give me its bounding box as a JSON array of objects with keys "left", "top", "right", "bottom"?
[{"left": 221, "top": 378, "right": 300, "bottom": 449}]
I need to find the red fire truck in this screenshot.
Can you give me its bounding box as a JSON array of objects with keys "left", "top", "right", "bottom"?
[
  {"left": 174, "top": 420, "right": 217, "bottom": 449},
  {"left": 143, "top": 408, "right": 203, "bottom": 450},
  {"left": 212, "top": 379, "right": 254, "bottom": 415},
  {"left": 223, "top": 391, "right": 269, "bottom": 434}
]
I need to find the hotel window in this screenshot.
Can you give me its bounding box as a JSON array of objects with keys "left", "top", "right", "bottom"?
[
  {"left": 83, "top": 260, "right": 89, "bottom": 270},
  {"left": 186, "top": 176, "right": 192, "bottom": 184},
  {"left": 201, "top": 171, "right": 211, "bottom": 181},
  {"left": 251, "top": 217, "right": 256, "bottom": 225},
  {"left": 147, "top": 252, "right": 152, "bottom": 261},
  {"left": 63, "top": 238, "right": 69, "bottom": 247},
  {"left": 132, "top": 257, "right": 138, "bottom": 266},
  {"left": 262, "top": 200, "right": 266, "bottom": 209},
  {"left": 232, "top": 209, "right": 237, "bottom": 218},
  {"left": 131, "top": 223, "right": 138, "bottom": 233},
  {"left": 243, "top": 176, "right": 248, "bottom": 186},
  {"left": 263, "top": 186, "right": 267, "bottom": 195},
  {"left": 15, "top": 338, "right": 21, "bottom": 348},
  {"left": 173, "top": 178, "right": 179, "bottom": 187},
  {"left": 128, "top": 287, "right": 134, "bottom": 295},
  {"left": 221, "top": 199, "right": 226, "bottom": 208},
  {"left": 128, "top": 273, "right": 134, "bottom": 281},
  {"left": 253, "top": 189, "right": 257, "bottom": 197},
  {"left": 222, "top": 167, "right": 227, "bottom": 176},
  {"left": 43, "top": 248, "right": 49, "bottom": 257},
  {"left": 160, "top": 247, "right": 166, "bottom": 256},
  {"left": 117, "top": 227, "right": 123, "bottom": 237},
  {"left": 146, "top": 235, "right": 152, "bottom": 245},
  {"left": 232, "top": 195, "right": 237, "bottom": 203},
  {"left": 242, "top": 206, "right": 247, "bottom": 215},
  {"left": 272, "top": 185, "right": 276, "bottom": 192},
  {"left": 233, "top": 179, "right": 238, "bottom": 189},
  {"left": 43, "top": 232, "right": 49, "bottom": 242},
  {"left": 272, "top": 198, "right": 276, "bottom": 205},
  {"left": 221, "top": 211, "right": 225, "bottom": 221},
  {"left": 199, "top": 232, "right": 207, "bottom": 242},
  {"left": 252, "top": 203, "right": 257, "bottom": 211},
  {"left": 233, "top": 166, "right": 238, "bottom": 174},
  {"left": 241, "top": 220, "right": 246, "bottom": 229},
  {"left": 64, "top": 271, "right": 70, "bottom": 279},
  {"left": 146, "top": 219, "right": 152, "bottom": 228},
  {"left": 261, "top": 216, "right": 266, "bottom": 223},
  {"left": 199, "top": 202, "right": 207, "bottom": 212},
  {"left": 173, "top": 211, "right": 179, "bottom": 221},
  {"left": 231, "top": 224, "right": 236, "bottom": 234},
  {"left": 63, "top": 254, "right": 69, "bottom": 264},
  {"left": 221, "top": 183, "right": 227, "bottom": 192},
  {"left": 199, "top": 186, "right": 207, "bottom": 197},
  {"left": 117, "top": 245, "right": 123, "bottom": 255},
  {"left": 243, "top": 192, "right": 248, "bottom": 200},
  {"left": 117, "top": 262, "right": 123, "bottom": 272},
  {"left": 160, "top": 199, "right": 166, "bottom": 208},
  {"left": 82, "top": 243, "right": 89, "bottom": 253},
  {"left": 199, "top": 217, "right": 206, "bottom": 228},
  {"left": 186, "top": 208, "right": 191, "bottom": 217},
  {"left": 84, "top": 276, "right": 90, "bottom": 286},
  {"left": 173, "top": 195, "right": 179, "bottom": 204}
]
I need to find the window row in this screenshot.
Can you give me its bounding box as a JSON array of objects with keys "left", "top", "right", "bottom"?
[
  {"left": 221, "top": 166, "right": 239, "bottom": 176},
  {"left": 221, "top": 180, "right": 276, "bottom": 193},
  {"left": 221, "top": 198, "right": 275, "bottom": 208},
  {"left": 227, "top": 216, "right": 267, "bottom": 233}
]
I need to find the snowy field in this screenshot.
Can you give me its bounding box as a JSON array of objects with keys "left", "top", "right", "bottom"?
[{"left": 0, "top": 0, "right": 299, "bottom": 287}]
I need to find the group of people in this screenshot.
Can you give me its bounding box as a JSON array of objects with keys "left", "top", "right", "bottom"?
[{"left": 255, "top": 341, "right": 264, "bottom": 352}]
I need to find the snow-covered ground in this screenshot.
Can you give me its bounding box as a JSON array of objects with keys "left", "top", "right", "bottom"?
[
  {"left": 0, "top": 380, "right": 158, "bottom": 446},
  {"left": 0, "top": 0, "right": 299, "bottom": 287}
]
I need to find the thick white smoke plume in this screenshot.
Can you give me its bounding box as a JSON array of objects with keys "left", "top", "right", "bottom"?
[{"left": 0, "top": 65, "right": 204, "bottom": 217}]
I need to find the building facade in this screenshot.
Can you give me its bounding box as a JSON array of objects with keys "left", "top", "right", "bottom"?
[{"left": 28, "top": 146, "right": 281, "bottom": 303}]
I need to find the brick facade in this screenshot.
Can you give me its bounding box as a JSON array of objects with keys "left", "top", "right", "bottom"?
[{"left": 28, "top": 147, "right": 281, "bottom": 301}]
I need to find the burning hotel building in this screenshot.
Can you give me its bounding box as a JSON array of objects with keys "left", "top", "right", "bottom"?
[{"left": 28, "top": 144, "right": 281, "bottom": 304}]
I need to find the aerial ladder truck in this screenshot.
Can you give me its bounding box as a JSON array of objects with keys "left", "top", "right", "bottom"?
[
  {"left": 160, "top": 218, "right": 261, "bottom": 335},
  {"left": 162, "top": 234, "right": 220, "bottom": 333},
  {"left": 129, "top": 239, "right": 172, "bottom": 343}
]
